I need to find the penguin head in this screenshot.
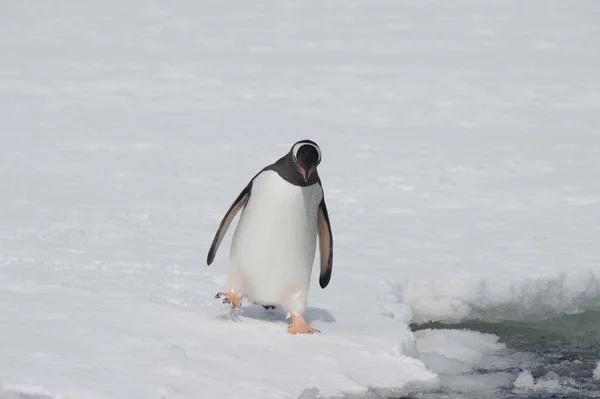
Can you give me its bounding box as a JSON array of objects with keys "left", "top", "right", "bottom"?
[{"left": 290, "top": 139, "right": 321, "bottom": 183}]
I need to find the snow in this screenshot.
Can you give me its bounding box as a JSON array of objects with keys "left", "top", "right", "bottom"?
[{"left": 2, "top": 0, "right": 600, "bottom": 398}]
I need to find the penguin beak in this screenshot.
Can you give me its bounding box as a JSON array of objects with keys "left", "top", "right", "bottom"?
[
  {"left": 299, "top": 166, "right": 308, "bottom": 182},
  {"left": 299, "top": 166, "right": 314, "bottom": 182}
]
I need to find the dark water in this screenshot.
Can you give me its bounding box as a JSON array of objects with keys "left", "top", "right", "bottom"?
[{"left": 405, "top": 311, "right": 600, "bottom": 399}]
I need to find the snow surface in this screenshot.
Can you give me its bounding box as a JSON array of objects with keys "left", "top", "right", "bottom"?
[{"left": 2, "top": 0, "right": 600, "bottom": 398}]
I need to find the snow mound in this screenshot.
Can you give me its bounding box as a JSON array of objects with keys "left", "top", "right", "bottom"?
[{"left": 398, "top": 270, "right": 600, "bottom": 324}]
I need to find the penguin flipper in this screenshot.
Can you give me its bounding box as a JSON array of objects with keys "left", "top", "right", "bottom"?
[
  {"left": 206, "top": 182, "right": 252, "bottom": 265},
  {"left": 317, "top": 197, "right": 333, "bottom": 288}
]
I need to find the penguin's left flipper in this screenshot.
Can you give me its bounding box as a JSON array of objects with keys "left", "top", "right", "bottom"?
[
  {"left": 317, "top": 196, "right": 333, "bottom": 289},
  {"left": 206, "top": 181, "right": 252, "bottom": 265}
]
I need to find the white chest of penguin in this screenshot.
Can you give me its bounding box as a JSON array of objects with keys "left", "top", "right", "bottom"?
[{"left": 229, "top": 170, "right": 323, "bottom": 313}]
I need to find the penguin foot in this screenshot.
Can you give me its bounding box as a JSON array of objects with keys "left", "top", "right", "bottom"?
[
  {"left": 287, "top": 315, "right": 320, "bottom": 335},
  {"left": 215, "top": 292, "right": 242, "bottom": 308}
]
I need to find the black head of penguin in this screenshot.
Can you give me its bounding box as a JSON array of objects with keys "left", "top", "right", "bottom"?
[
  {"left": 267, "top": 139, "right": 323, "bottom": 186},
  {"left": 289, "top": 139, "right": 322, "bottom": 184}
]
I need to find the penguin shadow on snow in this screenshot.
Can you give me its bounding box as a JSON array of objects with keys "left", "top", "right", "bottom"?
[{"left": 217, "top": 303, "right": 336, "bottom": 325}]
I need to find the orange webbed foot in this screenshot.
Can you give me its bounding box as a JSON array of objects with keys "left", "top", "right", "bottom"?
[
  {"left": 287, "top": 314, "right": 321, "bottom": 335},
  {"left": 215, "top": 291, "right": 242, "bottom": 308}
]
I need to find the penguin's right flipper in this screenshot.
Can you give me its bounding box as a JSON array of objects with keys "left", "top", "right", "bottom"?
[
  {"left": 317, "top": 196, "right": 333, "bottom": 289},
  {"left": 206, "top": 182, "right": 252, "bottom": 265}
]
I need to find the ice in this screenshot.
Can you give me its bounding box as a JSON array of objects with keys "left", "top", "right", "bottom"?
[
  {"left": 512, "top": 370, "right": 581, "bottom": 397},
  {"left": 511, "top": 367, "right": 600, "bottom": 398},
  {"left": 401, "top": 270, "right": 600, "bottom": 324},
  {"left": 2, "top": 0, "right": 600, "bottom": 398},
  {"left": 415, "top": 329, "right": 506, "bottom": 372},
  {"left": 412, "top": 329, "right": 519, "bottom": 397}
]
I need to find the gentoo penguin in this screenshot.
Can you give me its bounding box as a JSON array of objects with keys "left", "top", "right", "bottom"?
[{"left": 206, "top": 139, "right": 333, "bottom": 334}]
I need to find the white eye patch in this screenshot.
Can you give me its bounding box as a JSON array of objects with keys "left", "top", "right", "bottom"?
[{"left": 292, "top": 141, "right": 321, "bottom": 164}]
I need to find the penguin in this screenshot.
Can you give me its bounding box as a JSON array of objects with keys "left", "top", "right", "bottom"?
[{"left": 206, "top": 139, "right": 333, "bottom": 334}]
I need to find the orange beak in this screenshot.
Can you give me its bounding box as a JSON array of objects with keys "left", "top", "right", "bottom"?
[{"left": 298, "top": 166, "right": 313, "bottom": 182}]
